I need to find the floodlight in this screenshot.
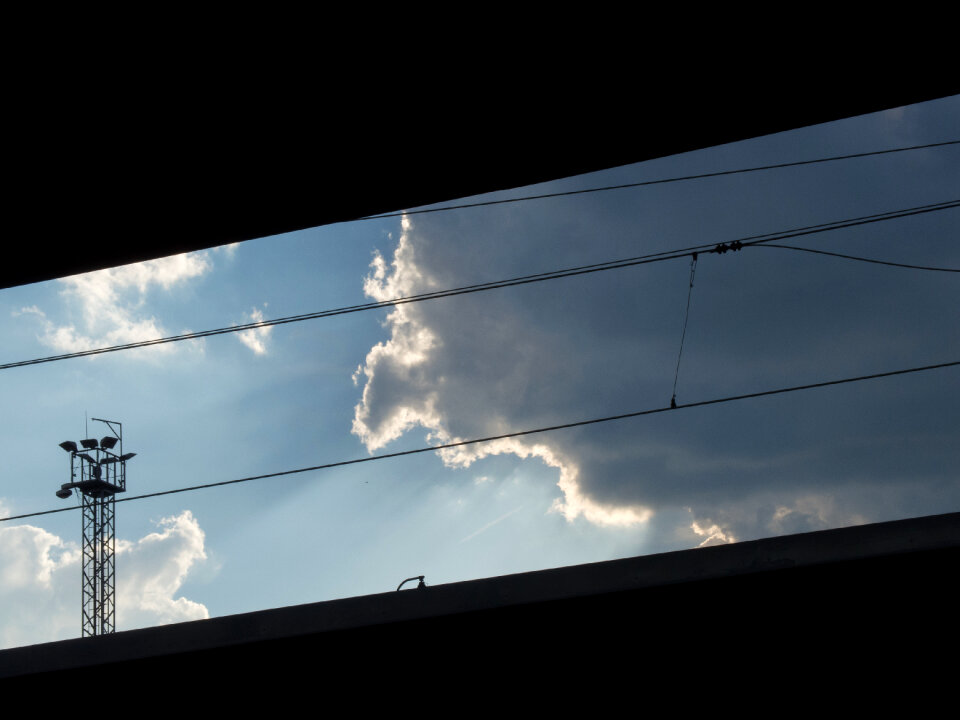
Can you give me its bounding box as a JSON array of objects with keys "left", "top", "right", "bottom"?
[
  {"left": 100, "top": 456, "right": 117, "bottom": 464},
  {"left": 100, "top": 436, "right": 118, "bottom": 449},
  {"left": 56, "top": 487, "right": 73, "bottom": 499},
  {"left": 120, "top": 453, "right": 136, "bottom": 461},
  {"left": 78, "top": 453, "right": 96, "bottom": 463},
  {"left": 80, "top": 439, "right": 99, "bottom": 450},
  {"left": 59, "top": 441, "right": 78, "bottom": 453}
]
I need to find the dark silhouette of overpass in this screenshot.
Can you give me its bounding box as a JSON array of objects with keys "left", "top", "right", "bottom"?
[
  {"left": 4, "top": 84, "right": 957, "bottom": 701},
  {"left": 3, "top": 513, "right": 957, "bottom": 698},
  {"left": 5, "top": 84, "right": 955, "bottom": 291}
]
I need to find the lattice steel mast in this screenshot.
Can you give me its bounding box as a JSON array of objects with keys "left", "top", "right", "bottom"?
[{"left": 55, "top": 419, "right": 135, "bottom": 637}]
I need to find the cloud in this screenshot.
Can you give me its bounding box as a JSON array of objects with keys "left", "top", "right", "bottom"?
[
  {"left": 691, "top": 520, "right": 736, "bottom": 547},
  {"left": 213, "top": 242, "right": 241, "bottom": 258},
  {"left": 10, "top": 305, "right": 45, "bottom": 318},
  {"left": 350, "top": 155, "right": 960, "bottom": 545},
  {"left": 235, "top": 305, "right": 272, "bottom": 356},
  {"left": 117, "top": 511, "right": 210, "bottom": 627},
  {"left": 24, "top": 251, "right": 212, "bottom": 359},
  {"left": 352, "top": 216, "right": 653, "bottom": 528},
  {"left": 0, "top": 510, "right": 209, "bottom": 649},
  {"left": 686, "top": 491, "right": 873, "bottom": 547},
  {"left": 0, "top": 521, "right": 79, "bottom": 649}
]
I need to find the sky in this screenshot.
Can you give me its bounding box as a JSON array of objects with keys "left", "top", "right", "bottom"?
[{"left": 1, "top": 96, "right": 957, "bottom": 649}]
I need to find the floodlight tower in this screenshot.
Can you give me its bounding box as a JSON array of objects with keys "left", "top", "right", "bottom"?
[{"left": 55, "top": 418, "right": 135, "bottom": 637}]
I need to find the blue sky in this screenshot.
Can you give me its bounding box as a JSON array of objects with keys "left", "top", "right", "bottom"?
[{"left": 1, "top": 96, "right": 957, "bottom": 648}]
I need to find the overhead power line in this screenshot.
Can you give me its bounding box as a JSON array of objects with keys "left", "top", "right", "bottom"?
[
  {"left": 2, "top": 200, "right": 956, "bottom": 372},
  {"left": 362, "top": 141, "right": 960, "bottom": 220},
  {"left": 671, "top": 253, "right": 698, "bottom": 407},
  {"left": 3, "top": 358, "right": 956, "bottom": 524},
  {"left": 751, "top": 244, "right": 960, "bottom": 272}
]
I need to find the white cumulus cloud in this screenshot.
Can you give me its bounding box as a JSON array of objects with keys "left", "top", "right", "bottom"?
[
  {"left": 25, "top": 251, "right": 212, "bottom": 360},
  {"left": 117, "top": 510, "right": 210, "bottom": 628},
  {"left": 0, "top": 510, "right": 210, "bottom": 649}
]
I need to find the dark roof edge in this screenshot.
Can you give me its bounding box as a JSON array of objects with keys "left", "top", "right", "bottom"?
[{"left": 3, "top": 510, "right": 957, "bottom": 678}]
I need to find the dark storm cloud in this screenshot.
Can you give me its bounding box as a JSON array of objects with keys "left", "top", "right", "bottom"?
[{"left": 352, "top": 99, "right": 959, "bottom": 539}]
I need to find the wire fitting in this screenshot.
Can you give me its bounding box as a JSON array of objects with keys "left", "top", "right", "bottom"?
[
  {"left": 397, "top": 575, "right": 426, "bottom": 591},
  {"left": 712, "top": 240, "right": 743, "bottom": 254}
]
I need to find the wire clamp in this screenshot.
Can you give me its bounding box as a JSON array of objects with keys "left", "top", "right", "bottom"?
[{"left": 712, "top": 241, "right": 743, "bottom": 254}]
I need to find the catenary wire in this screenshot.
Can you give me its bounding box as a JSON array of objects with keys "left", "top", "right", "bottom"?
[
  {"left": 361, "top": 141, "right": 960, "bottom": 220},
  {"left": 3, "top": 359, "right": 956, "bottom": 523},
  {"left": 750, "top": 244, "right": 960, "bottom": 272},
  {"left": 671, "top": 253, "right": 698, "bottom": 405},
  {"left": 2, "top": 199, "right": 957, "bottom": 372}
]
